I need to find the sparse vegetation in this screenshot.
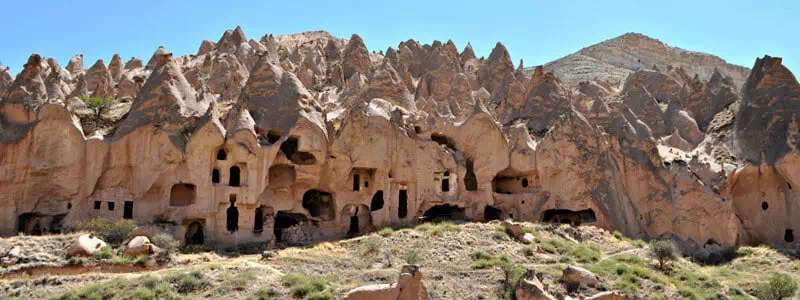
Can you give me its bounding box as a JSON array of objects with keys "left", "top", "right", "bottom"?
[
  {"left": 94, "top": 246, "right": 113, "bottom": 260},
  {"left": 151, "top": 233, "right": 179, "bottom": 254},
  {"left": 649, "top": 239, "right": 679, "bottom": 269},
  {"left": 168, "top": 270, "right": 210, "bottom": 294},
  {"left": 415, "top": 221, "right": 461, "bottom": 236},
  {"left": 405, "top": 250, "right": 421, "bottom": 264},
  {"left": 754, "top": 273, "right": 798, "bottom": 300},
  {"left": 80, "top": 96, "right": 115, "bottom": 118},
  {"left": 76, "top": 217, "right": 136, "bottom": 245},
  {"left": 376, "top": 227, "right": 394, "bottom": 237},
  {"left": 247, "top": 288, "right": 277, "bottom": 300},
  {"left": 361, "top": 237, "right": 380, "bottom": 256},
  {"left": 281, "top": 273, "right": 336, "bottom": 300}
]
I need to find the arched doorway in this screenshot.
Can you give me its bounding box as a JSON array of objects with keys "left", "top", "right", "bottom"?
[
  {"left": 229, "top": 166, "right": 241, "bottom": 187},
  {"left": 370, "top": 191, "right": 385, "bottom": 211},
  {"left": 185, "top": 222, "right": 204, "bottom": 245},
  {"left": 226, "top": 199, "right": 239, "bottom": 232}
]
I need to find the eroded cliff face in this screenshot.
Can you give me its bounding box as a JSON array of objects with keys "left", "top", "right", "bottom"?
[{"left": 0, "top": 29, "right": 796, "bottom": 249}]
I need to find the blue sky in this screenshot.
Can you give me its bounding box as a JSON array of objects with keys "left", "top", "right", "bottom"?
[{"left": 1, "top": 0, "right": 798, "bottom": 77}]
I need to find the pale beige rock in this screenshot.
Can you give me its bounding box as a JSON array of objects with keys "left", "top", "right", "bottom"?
[
  {"left": 342, "top": 265, "right": 429, "bottom": 300},
  {"left": 125, "top": 236, "right": 159, "bottom": 256},
  {"left": 561, "top": 265, "right": 598, "bottom": 287},
  {"left": 516, "top": 270, "right": 556, "bottom": 300},
  {"left": 586, "top": 291, "right": 632, "bottom": 300},
  {"left": 67, "top": 234, "right": 107, "bottom": 257}
]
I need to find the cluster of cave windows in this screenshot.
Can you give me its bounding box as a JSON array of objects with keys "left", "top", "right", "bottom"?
[
  {"left": 492, "top": 173, "right": 538, "bottom": 194},
  {"left": 211, "top": 149, "right": 243, "bottom": 187},
  {"left": 542, "top": 209, "right": 597, "bottom": 226},
  {"left": 91, "top": 200, "right": 134, "bottom": 219},
  {"left": 351, "top": 168, "right": 374, "bottom": 192}
]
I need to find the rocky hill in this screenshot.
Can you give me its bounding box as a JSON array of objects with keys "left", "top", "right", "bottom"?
[
  {"left": 2, "top": 222, "right": 798, "bottom": 299},
  {"left": 0, "top": 25, "right": 798, "bottom": 270},
  {"left": 536, "top": 33, "right": 751, "bottom": 89}
]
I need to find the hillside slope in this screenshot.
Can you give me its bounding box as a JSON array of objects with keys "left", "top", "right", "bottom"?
[{"left": 533, "top": 33, "right": 751, "bottom": 89}]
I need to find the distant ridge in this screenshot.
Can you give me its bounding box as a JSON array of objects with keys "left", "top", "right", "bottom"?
[{"left": 530, "top": 32, "right": 751, "bottom": 89}]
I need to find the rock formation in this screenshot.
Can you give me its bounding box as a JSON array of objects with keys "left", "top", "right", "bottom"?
[{"left": 0, "top": 27, "right": 796, "bottom": 251}]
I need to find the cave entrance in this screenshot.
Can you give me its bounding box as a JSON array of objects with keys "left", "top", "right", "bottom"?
[
  {"left": 371, "top": 191, "right": 385, "bottom": 211},
  {"left": 123, "top": 201, "right": 134, "bottom": 219},
  {"left": 348, "top": 207, "right": 360, "bottom": 236},
  {"left": 541, "top": 209, "right": 597, "bottom": 226},
  {"left": 465, "top": 159, "right": 478, "bottom": 191},
  {"left": 441, "top": 172, "right": 450, "bottom": 192},
  {"left": 280, "top": 136, "right": 318, "bottom": 165},
  {"left": 422, "top": 204, "right": 465, "bottom": 222},
  {"left": 229, "top": 166, "right": 241, "bottom": 187},
  {"left": 484, "top": 206, "right": 502, "bottom": 221},
  {"left": 431, "top": 133, "right": 457, "bottom": 151},
  {"left": 170, "top": 183, "right": 196, "bottom": 207},
  {"left": 17, "top": 213, "right": 43, "bottom": 235},
  {"left": 216, "top": 149, "right": 227, "bottom": 160},
  {"left": 786, "top": 229, "right": 795, "bottom": 243},
  {"left": 185, "top": 221, "right": 205, "bottom": 245},
  {"left": 398, "top": 189, "right": 408, "bottom": 219},
  {"left": 254, "top": 206, "right": 265, "bottom": 234},
  {"left": 353, "top": 174, "right": 361, "bottom": 191},
  {"left": 302, "top": 189, "right": 335, "bottom": 220},
  {"left": 226, "top": 199, "right": 239, "bottom": 233},
  {"left": 273, "top": 212, "right": 305, "bottom": 243},
  {"left": 212, "top": 169, "right": 220, "bottom": 184}
]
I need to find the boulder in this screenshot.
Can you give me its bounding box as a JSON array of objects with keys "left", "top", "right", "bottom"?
[
  {"left": 503, "top": 220, "right": 532, "bottom": 244},
  {"left": 586, "top": 291, "right": 633, "bottom": 300},
  {"left": 561, "top": 265, "right": 598, "bottom": 287},
  {"left": 124, "top": 236, "right": 160, "bottom": 257},
  {"left": 67, "top": 234, "right": 107, "bottom": 257},
  {"left": 516, "top": 270, "right": 556, "bottom": 300},
  {"left": 342, "top": 265, "right": 429, "bottom": 300}
]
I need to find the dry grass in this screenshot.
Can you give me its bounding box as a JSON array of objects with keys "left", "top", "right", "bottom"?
[{"left": 3, "top": 223, "right": 799, "bottom": 299}]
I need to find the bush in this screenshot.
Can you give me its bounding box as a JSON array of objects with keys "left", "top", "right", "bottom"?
[
  {"left": 613, "top": 231, "right": 625, "bottom": 240},
  {"left": 377, "top": 227, "right": 394, "bottom": 237},
  {"left": 362, "top": 238, "right": 380, "bottom": 256},
  {"left": 281, "top": 273, "right": 336, "bottom": 299},
  {"left": 247, "top": 288, "right": 277, "bottom": 300},
  {"left": 501, "top": 263, "right": 526, "bottom": 300},
  {"left": 649, "top": 239, "right": 678, "bottom": 269},
  {"left": 151, "top": 233, "right": 179, "bottom": 254},
  {"left": 405, "top": 251, "right": 421, "bottom": 265},
  {"left": 522, "top": 247, "right": 534, "bottom": 257},
  {"left": 755, "top": 273, "right": 798, "bottom": 300},
  {"left": 77, "top": 218, "right": 136, "bottom": 245},
  {"left": 94, "top": 246, "right": 113, "bottom": 260},
  {"left": 169, "top": 270, "right": 210, "bottom": 294},
  {"left": 569, "top": 244, "right": 601, "bottom": 263}
]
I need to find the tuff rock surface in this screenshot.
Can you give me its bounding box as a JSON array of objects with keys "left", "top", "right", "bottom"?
[{"left": 0, "top": 28, "right": 797, "bottom": 250}]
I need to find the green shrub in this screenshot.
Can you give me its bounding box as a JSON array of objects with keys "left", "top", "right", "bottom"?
[
  {"left": 229, "top": 271, "right": 257, "bottom": 291},
  {"left": 471, "top": 251, "right": 493, "bottom": 260},
  {"left": 94, "top": 246, "right": 113, "bottom": 260},
  {"left": 735, "top": 246, "right": 755, "bottom": 257},
  {"left": 113, "top": 254, "right": 134, "bottom": 265},
  {"left": 77, "top": 217, "right": 136, "bottom": 245},
  {"left": 522, "top": 247, "right": 534, "bottom": 257},
  {"left": 755, "top": 273, "right": 798, "bottom": 300},
  {"left": 151, "top": 233, "right": 179, "bottom": 254},
  {"left": 246, "top": 288, "right": 277, "bottom": 300},
  {"left": 493, "top": 226, "right": 509, "bottom": 240},
  {"left": 169, "top": 270, "right": 210, "bottom": 294},
  {"left": 430, "top": 221, "right": 461, "bottom": 236},
  {"left": 405, "top": 251, "right": 421, "bottom": 265},
  {"left": 648, "top": 239, "right": 678, "bottom": 269},
  {"left": 79, "top": 96, "right": 115, "bottom": 118},
  {"left": 470, "top": 252, "right": 509, "bottom": 269},
  {"left": 281, "top": 273, "right": 336, "bottom": 299},
  {"left": 569, "top": 244, "right": 601, "bottom": 263},
  {"left": 377, "top": 227, "right": 394, "bottom": 237},
  {"left": 613, "top": 231, "right": 625, "bottom": 240},
  {"left": 501, "top": 263, "right": 526, "bottom": 300},
  {"left": 362, "top": 238, "right": 380, "bottom": 256}
]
